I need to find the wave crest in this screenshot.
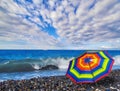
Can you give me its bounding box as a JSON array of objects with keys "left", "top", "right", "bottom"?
[
  {"left": 113, "top": 55, "right": 120, "bottom": 65},
  {"left": 0, "top": 55, "right": 119, "bottom": 73},
  {"left": 0, "top": 57, "right": 74, "bottom": 73}
]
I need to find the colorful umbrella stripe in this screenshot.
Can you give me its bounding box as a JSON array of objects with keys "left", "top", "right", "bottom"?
[{"left": 66, "top": 51, "right": 114, "bottom": 83}]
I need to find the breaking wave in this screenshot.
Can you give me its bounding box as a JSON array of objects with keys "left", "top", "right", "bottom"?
[
  {"left": 113, "top": 55, "right": 120, "bottom": 65},
  {"left": 0, "top": 57, "right": 73, "bottom": 73},
  {"left": 0, "top": 54, "right": 120, "bottom": 73}
]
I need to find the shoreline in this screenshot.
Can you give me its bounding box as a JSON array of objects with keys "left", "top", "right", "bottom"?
[{"left": 0, "top": 69, "right": 120, "bottom": 91}]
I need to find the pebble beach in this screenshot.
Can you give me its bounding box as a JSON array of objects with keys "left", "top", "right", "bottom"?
[{"left": 0, "top": 69, "right": 120, "bottom": 91}]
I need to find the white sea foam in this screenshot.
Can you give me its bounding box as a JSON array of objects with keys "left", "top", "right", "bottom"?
[
  {"left": 31, "top": 57, "right": 74, "bottom": 70},
  {"left": 31, "top": 64, "right": 40, "bottom": 70},
  {"left": 41, "top": 57, "right": 72, "bottom": 69},
  {"left": 4, "top": 61, "right": 10, "bottom": 64},
  {"left": 113, "top": 55, "right": 120, "bottom": 65},
  {"left": 56, "top": 57, "right": 74, "bottom": 69}
]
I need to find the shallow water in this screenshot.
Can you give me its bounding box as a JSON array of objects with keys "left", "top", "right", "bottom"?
[
  {"left": 0, "top": 69, "right": 66, "bottom": 82},
  {"left": 0, "top": 66, "right": 120, "bottom": 82}
]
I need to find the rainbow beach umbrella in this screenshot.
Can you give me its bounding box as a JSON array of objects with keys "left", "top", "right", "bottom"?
[{"left": 66, "top": 51, "right": 114, "bottom": 84}]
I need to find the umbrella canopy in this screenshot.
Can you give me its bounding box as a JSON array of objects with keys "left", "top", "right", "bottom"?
[{"left": 66, "top": 51, "right": 114, "bottom": 84}]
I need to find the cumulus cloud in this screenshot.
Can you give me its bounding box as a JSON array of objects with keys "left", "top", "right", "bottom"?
[
  {"left": 0, "top": 0, "right": 60, "bottom": 49},
  {"left": 0, "top": 0, "right": 120, "bottom": 49}
]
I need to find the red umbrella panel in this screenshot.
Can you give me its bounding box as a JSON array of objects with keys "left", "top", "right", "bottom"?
[{"left": 66, "top": 51, "right": 114, "bottom": 84}]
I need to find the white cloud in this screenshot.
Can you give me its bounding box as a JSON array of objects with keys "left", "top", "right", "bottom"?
[
  {"left": 0, "top": 0, "right": 120, "bottom": 49},
  {"left": 47, "top": 0, "right": 120, "bottom": 49},
  {"left": 33, "top": 0, "right": 42, "bottom": 5},
  {"left": 0, "top": 0, "right": 61, "bottom": 49}
]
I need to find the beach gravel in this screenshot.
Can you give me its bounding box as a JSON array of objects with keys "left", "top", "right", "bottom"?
[{"left": 0, "top": 69, "right": 120, "bottom": 91}]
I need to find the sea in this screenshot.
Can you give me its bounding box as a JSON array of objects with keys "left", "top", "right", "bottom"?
[{"left": 0, "top": 50, "right": 120, "bottom": 82}]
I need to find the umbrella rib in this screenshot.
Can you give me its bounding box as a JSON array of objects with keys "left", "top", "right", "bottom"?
[
  {"left": 66, "top": 51, "right": 114, "bottom": 84},
  {"left": 88, "top": 62, "right": 95, "bottom": 82}
]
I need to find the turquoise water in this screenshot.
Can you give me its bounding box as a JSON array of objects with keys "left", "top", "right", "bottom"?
[{"left": 0, "top": 50, "right": 120, "bottom": 81}]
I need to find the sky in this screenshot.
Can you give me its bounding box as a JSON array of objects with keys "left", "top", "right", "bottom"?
[{"left": 0, "top": 0, "right": 120, "bottom": 49}]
